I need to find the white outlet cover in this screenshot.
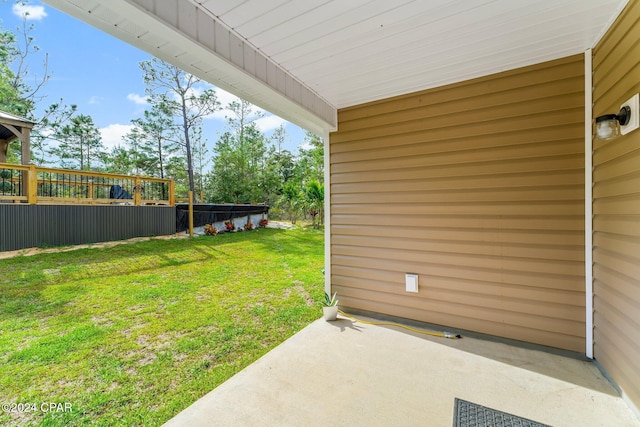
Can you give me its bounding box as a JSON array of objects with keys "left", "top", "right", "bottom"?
[
  {"left": 405, "top": 273, "right": 418, "bottom": 293},
  {"left": 620, "top": 93, "right": 639, "bottom": 135}
]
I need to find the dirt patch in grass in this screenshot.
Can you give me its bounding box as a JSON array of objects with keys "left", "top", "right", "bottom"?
[
  {"left": 282, "top": 282, "right": 315, "bottom": 307},
  {"left": 91, "top": 315, "right": 114, "bottom": 328},
  {"left": 136, "top": 353, "right": 158, "bottom": 366},
  {"left": 0, "top": 234, "right": 187, "bottom": 260}
]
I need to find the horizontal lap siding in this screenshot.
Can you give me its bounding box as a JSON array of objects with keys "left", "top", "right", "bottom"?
[
  {"left": 593, "top": 1, "right": 640, "bottom": 411},
  {"left": 330, "top": 55, "right": 585, "bottom": 352}
]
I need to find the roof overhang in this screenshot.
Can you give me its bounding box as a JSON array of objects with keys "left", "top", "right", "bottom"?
[
  {"left": 0, "top": 110, "right": 35, "bottom": 142},
  {"left": 42, "top": 0, "right": 628, "bottom": 134},
  {"left": 43, "top": 0, "right": 337, "bottom": 135}
]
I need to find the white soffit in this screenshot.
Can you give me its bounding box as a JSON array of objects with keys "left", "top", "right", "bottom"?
[
  {"left": 43, "top": 0, "right": 627, "bottom": 131},
  {"left": 200, "top": 0, "right": 628, "bottom": 109}
]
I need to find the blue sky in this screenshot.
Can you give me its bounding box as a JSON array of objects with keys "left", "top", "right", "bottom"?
[{"left": 1, "top": 1, "right": 308, "bottom": 156}]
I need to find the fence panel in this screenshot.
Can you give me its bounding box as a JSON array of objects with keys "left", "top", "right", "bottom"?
[
  {"left": 0, "top": 163, "right": 173, "bottom": 206},
  {"left": 0, "top": 164, "right": 28, "bottom": 203},
  {"left": 0, "top": 204, "right": 176, "bottom": 252}
]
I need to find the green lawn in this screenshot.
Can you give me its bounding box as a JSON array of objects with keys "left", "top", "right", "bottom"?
[{"left": 0, "top": 227, "right": 324, "bottom": 426}]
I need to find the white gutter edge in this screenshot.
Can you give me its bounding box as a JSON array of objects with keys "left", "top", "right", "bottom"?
[{"left": 584, "top": 49, "right": 594, "bottom": 359}]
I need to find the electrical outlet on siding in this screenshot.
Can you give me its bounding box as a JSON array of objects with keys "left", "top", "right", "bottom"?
[{"left": 405, "top": 273, "right": 419, "bottom": 293}]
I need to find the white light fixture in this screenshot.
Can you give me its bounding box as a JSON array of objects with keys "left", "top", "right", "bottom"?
[
  {"left": 595, "top": 109, "right": 628, "bottom": 140},
  {"left": 595, "top": 93, "right": 640, "bottom": 141}
]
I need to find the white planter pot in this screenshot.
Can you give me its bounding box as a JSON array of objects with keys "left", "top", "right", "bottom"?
[{"left": 323, "top": 305, "right": 338, "bottom": 321}]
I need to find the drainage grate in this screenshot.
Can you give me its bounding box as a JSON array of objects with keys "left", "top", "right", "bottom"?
[{"left": 453, "top": 398, "right": 552, "bottom": 427}]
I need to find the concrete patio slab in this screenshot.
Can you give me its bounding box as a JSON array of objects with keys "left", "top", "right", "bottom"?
[{"left": 164, "top": 316, "right": 640, "bottom": 427}]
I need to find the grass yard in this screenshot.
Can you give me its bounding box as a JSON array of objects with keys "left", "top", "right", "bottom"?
[{"left": 0, "top": 227, "right": 324, "bottom": 426}]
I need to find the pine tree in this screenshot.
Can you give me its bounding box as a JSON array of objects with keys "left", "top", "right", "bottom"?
[
  {"left": 139, "top": 58, "right": 219, "bottom": 194},
  {"left": 206, "top": 100, "right": 268, "bottom": 203},
  {"left": 49, "top": 114, "right": 104, "bottom": 170},
  {"left": 126, "top": 104, "right": 179, "bottom": 179},
  {"left": 192, "top": 127, "right": 209, "bottom": 202}
]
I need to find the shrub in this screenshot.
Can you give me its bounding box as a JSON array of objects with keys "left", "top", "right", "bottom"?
[
  {"left": 0, "top": 181, "right": 13, "bottom": 193},
  {"left": 204, "top": 224, "right": 217, "bottom": 236}
]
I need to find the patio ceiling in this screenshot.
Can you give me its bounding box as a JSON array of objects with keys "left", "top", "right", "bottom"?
[
  {"left": 43, "top": 0, "right": 627, "bottom": 133},
  {"left": 199, "top": 0, "right": 626, "bottom": 108}
]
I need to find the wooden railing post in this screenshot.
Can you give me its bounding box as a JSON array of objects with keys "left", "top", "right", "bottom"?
[
  {"left": 188, "top": 190, "right": 194, "bottom": 237},
  {"left": 27, "top": 164, "right": 37, "bottom": 204},
  {"left": 134, "top": 176, "right": 142, "bottom": 206},
  {"left": 88, "top": 179, "right": 94, "bottom": 202},
  {"left": 169, "top": 180, "right": 175, "bottom": 206}
]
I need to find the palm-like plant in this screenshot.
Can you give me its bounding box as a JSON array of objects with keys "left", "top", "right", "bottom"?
[
  {"left": 305, "top": 180, "right": 324, "bottom": 228},
  {"left": 323, "top": 292, "right": 338, "bottom": 307}
]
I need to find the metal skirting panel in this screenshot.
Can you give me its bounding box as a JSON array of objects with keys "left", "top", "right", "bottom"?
[{"left": 0, "top": 205, "right": 176, "bottom": 252}]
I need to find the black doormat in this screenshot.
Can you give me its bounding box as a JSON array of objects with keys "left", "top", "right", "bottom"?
[{"left": 453, "top": 398, "right": 552, "bottom": 427}]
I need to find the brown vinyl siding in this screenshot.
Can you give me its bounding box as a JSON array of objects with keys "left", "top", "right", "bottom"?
[
  {"left": 330, "top": 54, "right": 586, "bottom": 352},
  {"left": 592, "top": 1, "right": 640, "bottom": 410}
]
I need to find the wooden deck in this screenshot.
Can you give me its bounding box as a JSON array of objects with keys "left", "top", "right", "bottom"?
[{"left": 0, "top": 163, "right": 174, "bottom": 206}]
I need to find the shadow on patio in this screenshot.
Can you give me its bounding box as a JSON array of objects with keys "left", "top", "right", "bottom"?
[{"left": 165, "top": 315, "right": 639, "bottom": 427}]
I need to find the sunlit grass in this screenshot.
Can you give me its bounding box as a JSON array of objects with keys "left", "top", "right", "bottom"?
[{"left": 0, "top": 227, "right": 324, "bottom": 426}]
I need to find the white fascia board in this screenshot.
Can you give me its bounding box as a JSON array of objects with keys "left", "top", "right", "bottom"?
[{"left": 43, "top": 0, "right": 337, "bottom": 135}]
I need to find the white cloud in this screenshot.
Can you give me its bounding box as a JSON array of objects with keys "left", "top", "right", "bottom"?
[
  {"left": 216, "top": 88, "right": 242, "bottom": 109},
  {"left": 297, "top": 141, "right": 313, "bottom": 151},
  {"left": 12, "top": 4, "right": 47, "bottom": 21},
  {"left": 185, "top": 86, "right": 203, "bottom": 98},
  {"left": 88, "top": 96, "right": 102, "bottom": 105},
  {"left": 100, "top": 124, "right": 133, "bottom": 149},
  {"left": 204, "top": 88, "right": 275, "bottom": 124},
  {"left": 127, "top": 93, "right": 148, "bottom": 105},
  {"left": 255, "top": 115, "right": 287, "bottom": 132},
  {"left": 141, "top": 84, "right": 284, "bottom": 133},
  {"left": 203, "top": 88, "right": 241, "bottom": 120}
]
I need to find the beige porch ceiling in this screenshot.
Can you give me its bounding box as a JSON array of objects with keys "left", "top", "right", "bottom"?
[{"left": 42, "top": 0, "right": 627, "bottom": 133}]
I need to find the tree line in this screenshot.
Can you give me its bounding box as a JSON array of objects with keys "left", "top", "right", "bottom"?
[{"left": 1, "top": 11, "right": 323, "bottom": 225}]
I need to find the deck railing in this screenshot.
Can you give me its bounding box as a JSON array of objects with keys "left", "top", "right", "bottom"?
[{"left": 0, "top": 163, "right": 174, "bottom": 206}]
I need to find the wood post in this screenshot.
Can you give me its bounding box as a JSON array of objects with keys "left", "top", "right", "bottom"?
[
  {"left": 188, "top": 190, "right": 194, "bottom": 237},
  {"left": 27, "top": 164, "right": 37, "bottom": 204},
  {"left": 0, "top": 141, "right": 7, "bottom": 163},
  {"left": 21, "top": 129, "right": 30, "bottom": 165},
  {"left": 134, "top": 177, "right": 142, "bottom": 206}
]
